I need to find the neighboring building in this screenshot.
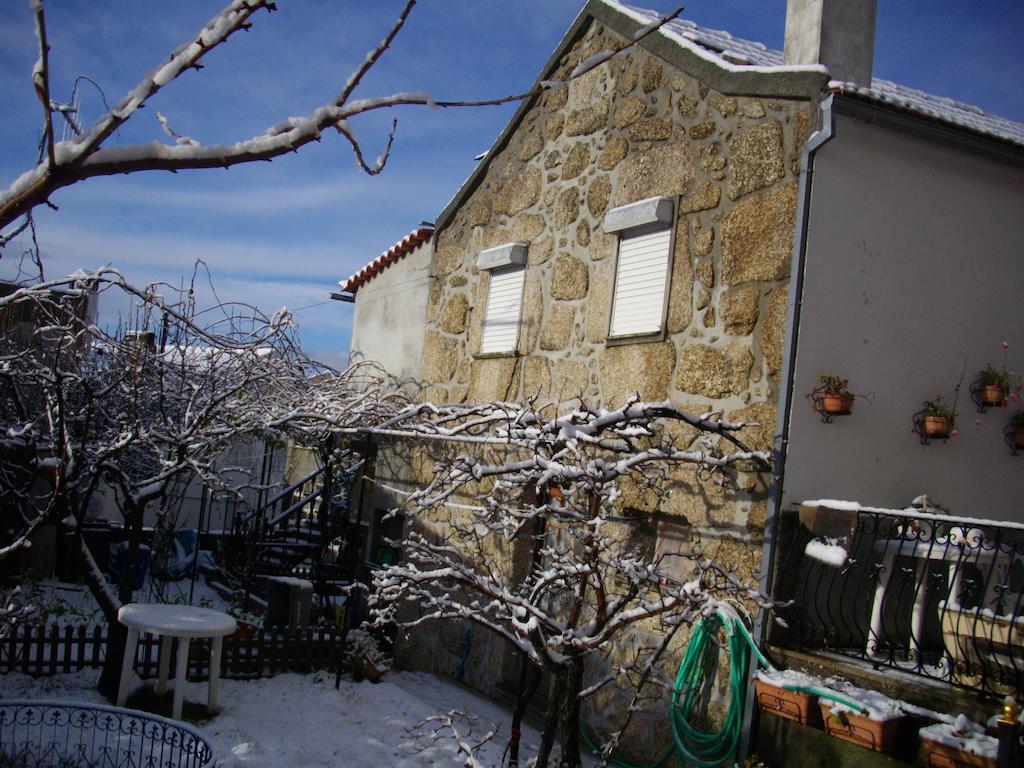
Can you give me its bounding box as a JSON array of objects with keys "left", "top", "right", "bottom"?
[
  {"left": 345, "top": 0, "right": 1024, "bottom": 761},
  {"left": 339, "top": 225, "right": 435, "bottom": 380},
  {"left": 336, "top": 225, "right": 436, "bottom": 581}
]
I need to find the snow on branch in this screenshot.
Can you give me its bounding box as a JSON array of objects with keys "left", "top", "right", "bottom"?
[
  {"left": 0, "top": 266, "right": 418, "bottom": 623},
  {"left": 405, "top": 709, "right": 497, "bottom": 768},
  {"left": 368, "top": 394, "right": 771, "bottom": 767},
  {"left": 0, "top": 1, "right": 684, "bottom": 235}
]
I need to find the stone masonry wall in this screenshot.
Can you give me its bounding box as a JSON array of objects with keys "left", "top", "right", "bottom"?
[
  {"left": 424, "top": 17, "right": 815, "bottom": 543},
  {"left": 411, "top": 18, "right": 819, "bottom": 758}
]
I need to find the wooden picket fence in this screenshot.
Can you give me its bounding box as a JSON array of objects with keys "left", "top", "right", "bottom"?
[{"left": 0, "top": 623, "right": 345, "bottom": 680}]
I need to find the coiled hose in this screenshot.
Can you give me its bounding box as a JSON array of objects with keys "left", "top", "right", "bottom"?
[{"left": 581, "top": 607, "right": 868, "bottom": 768}]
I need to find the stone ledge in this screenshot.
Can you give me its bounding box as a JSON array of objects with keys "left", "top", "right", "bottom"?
[
  {"left": 603, "top": 196, "right": 675, "bottom": 233},
  {"left": 476, "top": 242, "right": 529, "bottom": 271}
]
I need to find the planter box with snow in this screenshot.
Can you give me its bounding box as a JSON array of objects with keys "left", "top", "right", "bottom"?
[
  {"left": 820, "top": 702, "right": 902, "bottom": 753},
  {"left": 919, "top": 721, "right": 997, "bottom": 768},
  {"left": 754, "top": 679, "right": 821, "bottom": 727}
]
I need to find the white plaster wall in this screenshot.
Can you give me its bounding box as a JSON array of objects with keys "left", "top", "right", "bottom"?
[
  {"left": 782, "top": 112, "right": 1024, "bottom": 521},
  {"left": 348, "top": 239, "right": 433, "bottom": 382}
]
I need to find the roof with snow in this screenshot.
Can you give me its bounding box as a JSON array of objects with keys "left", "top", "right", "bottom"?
[
  {"left": 339, "top": 225, "right": 434, "bottom": 296},
  {"left": 615, "top": 1, "right": 1024, "bottom": 148},
  {"left": 437, "top": 0, "right": 1023, "bottom": 230}
]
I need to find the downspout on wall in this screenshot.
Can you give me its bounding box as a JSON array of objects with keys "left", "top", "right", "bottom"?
[{"left": 738, "top": 94, "right": 836, "bottom": 763}]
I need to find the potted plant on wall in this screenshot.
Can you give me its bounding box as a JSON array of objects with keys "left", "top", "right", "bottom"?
[
  {"left": 914, "top": 396, "right": 958, "bottom": 443},
  {"left": 808, "top": 375, "right": 857, "bottom": 423},
  {"left": 976, "top": 365, "right": 1011, "bottom": 408},
  {"left": 970, "top": 343, "right": 1020, "bottom": 413},
  {"left": 819, "top": 375, "right": 855, "bottom": 415},
  {"left": 925, "top": 399, "right": 957, "bottom": 438}
]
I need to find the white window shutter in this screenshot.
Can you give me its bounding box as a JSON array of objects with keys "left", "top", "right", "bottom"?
[
  {"left": 609, "top": 226, "right": 672, "bottom": 337},
  {"left": 479, "top": 266, "right": 525, "bottom": 354}
]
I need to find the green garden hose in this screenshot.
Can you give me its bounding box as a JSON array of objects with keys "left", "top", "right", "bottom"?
[{"left": 580, "top": 607, "right": 870, "bottom": 768}]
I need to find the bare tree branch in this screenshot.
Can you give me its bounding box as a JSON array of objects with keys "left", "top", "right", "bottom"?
[
  {"left": 367, "top": 393, "right": 768, "bottom": 767},
  {"left": 0, "top": 1, "right": 683, "bottom": 232},
  {"left": 31, "top": 0, "right": 56, "bottom": 169},
  {"left": 337, "top": 0, "right": 416, "bottom": 106}
]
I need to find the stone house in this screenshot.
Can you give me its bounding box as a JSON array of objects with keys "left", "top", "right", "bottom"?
[{"left": 343, "top": 0, "right": 1024, "bottom": 761}]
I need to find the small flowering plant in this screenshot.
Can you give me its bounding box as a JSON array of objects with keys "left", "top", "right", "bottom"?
[
  {"left": 808, "top": 374, "right": 859, "bottom": 421},
  {"left": 975, "top": 342, "right": 1021, "bottom": 409},
  {"left": 1009, "top": 411, "right": 1024, "bottom": 430},
  {"left": 979, "top": 364, "right": 1012, "bottom": 389},
  {"left": 818, "top": 375, "right": 850, "bottom": 394},
  {"left": 924, "top": 396, "right": 957, "bottom": 427}
]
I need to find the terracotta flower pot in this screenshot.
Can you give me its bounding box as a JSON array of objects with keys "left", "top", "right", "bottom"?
[
  {"left": 821, "top": 391, "right": 854, "bottom": 416},
  {"left": 1013, "top": 426, "right": 1024, "bottom": 449},
  {"left": 820, "top": 703, "right": 901, "bottom": 753},
  {"left": 360, "top": 655, "right": 386, "bottom": 683},
  {"left": 232, "top": 620, "right": 258, "bottom": 640},
  {"left": 924, "top": 415, "right": 953, "bottom": 439},
  {"left": 980, "top": 384, "right": 1007, "bottom": 407},
  {"left": 754, "top": 679, "right": 821, "bottom": 726}
]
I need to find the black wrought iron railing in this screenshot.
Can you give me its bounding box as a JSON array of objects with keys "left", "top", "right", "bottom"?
[
  {"left": 769, "top": 502, "right": 1024, "bottom": 699},
  {"left": 0, "top": 700, "right": 213, "bottom": 768}
]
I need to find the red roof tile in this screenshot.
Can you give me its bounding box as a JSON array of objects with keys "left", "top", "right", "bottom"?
[{"left": 338, "top": 226, "right": 434, "bottom": 295}]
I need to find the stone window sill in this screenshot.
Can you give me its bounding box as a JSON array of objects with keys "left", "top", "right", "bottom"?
[
  {"left": 472, "top": 350, "right": 520, "bottom": 360},
  {"left": 605, "top": 329, "right": 667, "bottom": 347}
]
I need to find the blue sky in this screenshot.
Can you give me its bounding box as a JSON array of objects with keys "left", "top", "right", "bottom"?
[{"left": 1, "top": 1, "right": 1021, "bottom": 366}]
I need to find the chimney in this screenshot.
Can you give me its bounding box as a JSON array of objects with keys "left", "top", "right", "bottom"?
[{"left": 784, "top": 0, "right": 877, "bottom": 86}]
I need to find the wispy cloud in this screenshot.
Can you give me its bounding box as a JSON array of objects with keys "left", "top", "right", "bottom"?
[
  {"left": 67, "top": 175, "right": 443, "bottom": 217},
  {"left": 23, "top": 221, "right": 358, "bottom": 284}
]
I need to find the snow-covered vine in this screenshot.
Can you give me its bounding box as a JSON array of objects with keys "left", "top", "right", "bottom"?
[{"left": 367, "top": 397, "right": 771, "bottom": 767}]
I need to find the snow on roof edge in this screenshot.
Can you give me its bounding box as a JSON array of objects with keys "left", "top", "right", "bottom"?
[
  {"left": 606, "top": 0, "right": 827, "bottom": 77},
  {"left": 608, "top": 0, "right": 1024, "bottom": 148}
]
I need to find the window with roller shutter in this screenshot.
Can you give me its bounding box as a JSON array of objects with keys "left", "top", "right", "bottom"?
[
  {"left": 603, "top": 197, "right": 675, "bottom": 341},
  {"left": 479, "top": 265, "right": 525, "bottom": 354},
  {"left": 475, "top": 242, "right": 528, "bottom": 355}
]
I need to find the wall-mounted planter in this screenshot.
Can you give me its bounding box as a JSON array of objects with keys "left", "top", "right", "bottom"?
[
  {"left": 913, "top": 400, "right": 957, "bottom": 444},
  {"left": 820, "top": 703, "right": 902, "bottom": 752},
  {"left": 924, "top": 415, "right": 953, "bottom": 440},
  {"left": 754, "top": 679, "right": 821, "bottom": 726},
  {"left": 970, "top": 363, "right": 1013, "bottom": 413},
  {"left": 808, "top": 376, "right": 857, "bottom": 423},
  {"left": 979, "top": 384, "right": 1007, "bottom": 408},
  {"left": 822, "top": 392, "right": 855, "bottom": 416}
]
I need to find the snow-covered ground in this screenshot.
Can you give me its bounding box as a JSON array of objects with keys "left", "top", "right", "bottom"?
[{"left": 0, "top": 667, "right": 558, "bottom": 767}]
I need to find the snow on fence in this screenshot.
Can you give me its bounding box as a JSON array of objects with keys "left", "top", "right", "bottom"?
[{"left": 1, "top": 623, "right": 344, "bottom": 679}]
